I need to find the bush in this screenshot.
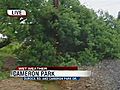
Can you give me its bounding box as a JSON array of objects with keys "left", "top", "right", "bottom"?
[
  {"left": 77, "top": 49, "right": 99, "bottom": 66},
  {"left": 0, "top": 71, "right": 9, "bottom": 80},
  {"left": 59, "top": 54, "right": 80, "bottom": 66}
]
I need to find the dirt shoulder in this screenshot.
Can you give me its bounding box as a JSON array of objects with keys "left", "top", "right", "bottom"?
[{"left": 0, "top": 78, "right": 43, "bottom": 90}]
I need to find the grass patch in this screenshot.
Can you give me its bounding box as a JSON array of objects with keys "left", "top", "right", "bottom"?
[{"left": 0, "top": 71, "right": 10, "bottom": 80}]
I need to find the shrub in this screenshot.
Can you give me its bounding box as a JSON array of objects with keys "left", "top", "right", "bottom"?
[{"left": 77, "top": 49, "right": 99, "bottom": 66}]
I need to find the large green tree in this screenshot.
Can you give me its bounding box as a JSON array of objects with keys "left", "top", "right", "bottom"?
[{"left": 0, "top": 0, "right": 120, "bottom": 66}]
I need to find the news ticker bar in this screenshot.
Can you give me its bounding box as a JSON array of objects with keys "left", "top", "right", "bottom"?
[
  {"left": 23, "top": 77, "right": 81, "bottom": 80},
  {"left": 16, "top": 66, "right": 78, "bottom": 70},
  {"left": 10, "top": 70, "right": 91, "bottom": 77}
]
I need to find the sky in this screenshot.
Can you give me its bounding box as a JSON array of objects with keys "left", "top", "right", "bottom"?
[{"left": 80, "top": 0, "right": 120, "bottom": 18}]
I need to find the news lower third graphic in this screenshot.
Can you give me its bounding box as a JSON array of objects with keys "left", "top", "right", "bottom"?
[{"left": 10, "top": 66, "right": 91, "bottom": 80}]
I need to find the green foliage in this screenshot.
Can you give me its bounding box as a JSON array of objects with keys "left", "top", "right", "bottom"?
[
  {"left": 0, "top": 0, "right": 120, "bottom": 67},
  {"left": 0, "top": 42, "right": 20, "bottom": 54},
  {"left": 87, "top": 12, "right": 120, "bottom": 59},
  {"left": 0, "top": 42, "right": 20, "bottom": 70},
  {"left": 17, "top": 41, "right": 57, "bottom": 66},
  {"left": 0, "top": 71, "right": 9, "bottom": 80},
  {"left": 77, "top": 49, "right": 99, "bottom": 66},
  {"left": 59, "top": 54, "right": 79, "bottom": 66}
]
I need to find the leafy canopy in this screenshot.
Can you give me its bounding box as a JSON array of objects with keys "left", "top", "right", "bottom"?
[{"left": 0, "top": 0, "right": 120, "bottom": 66}]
